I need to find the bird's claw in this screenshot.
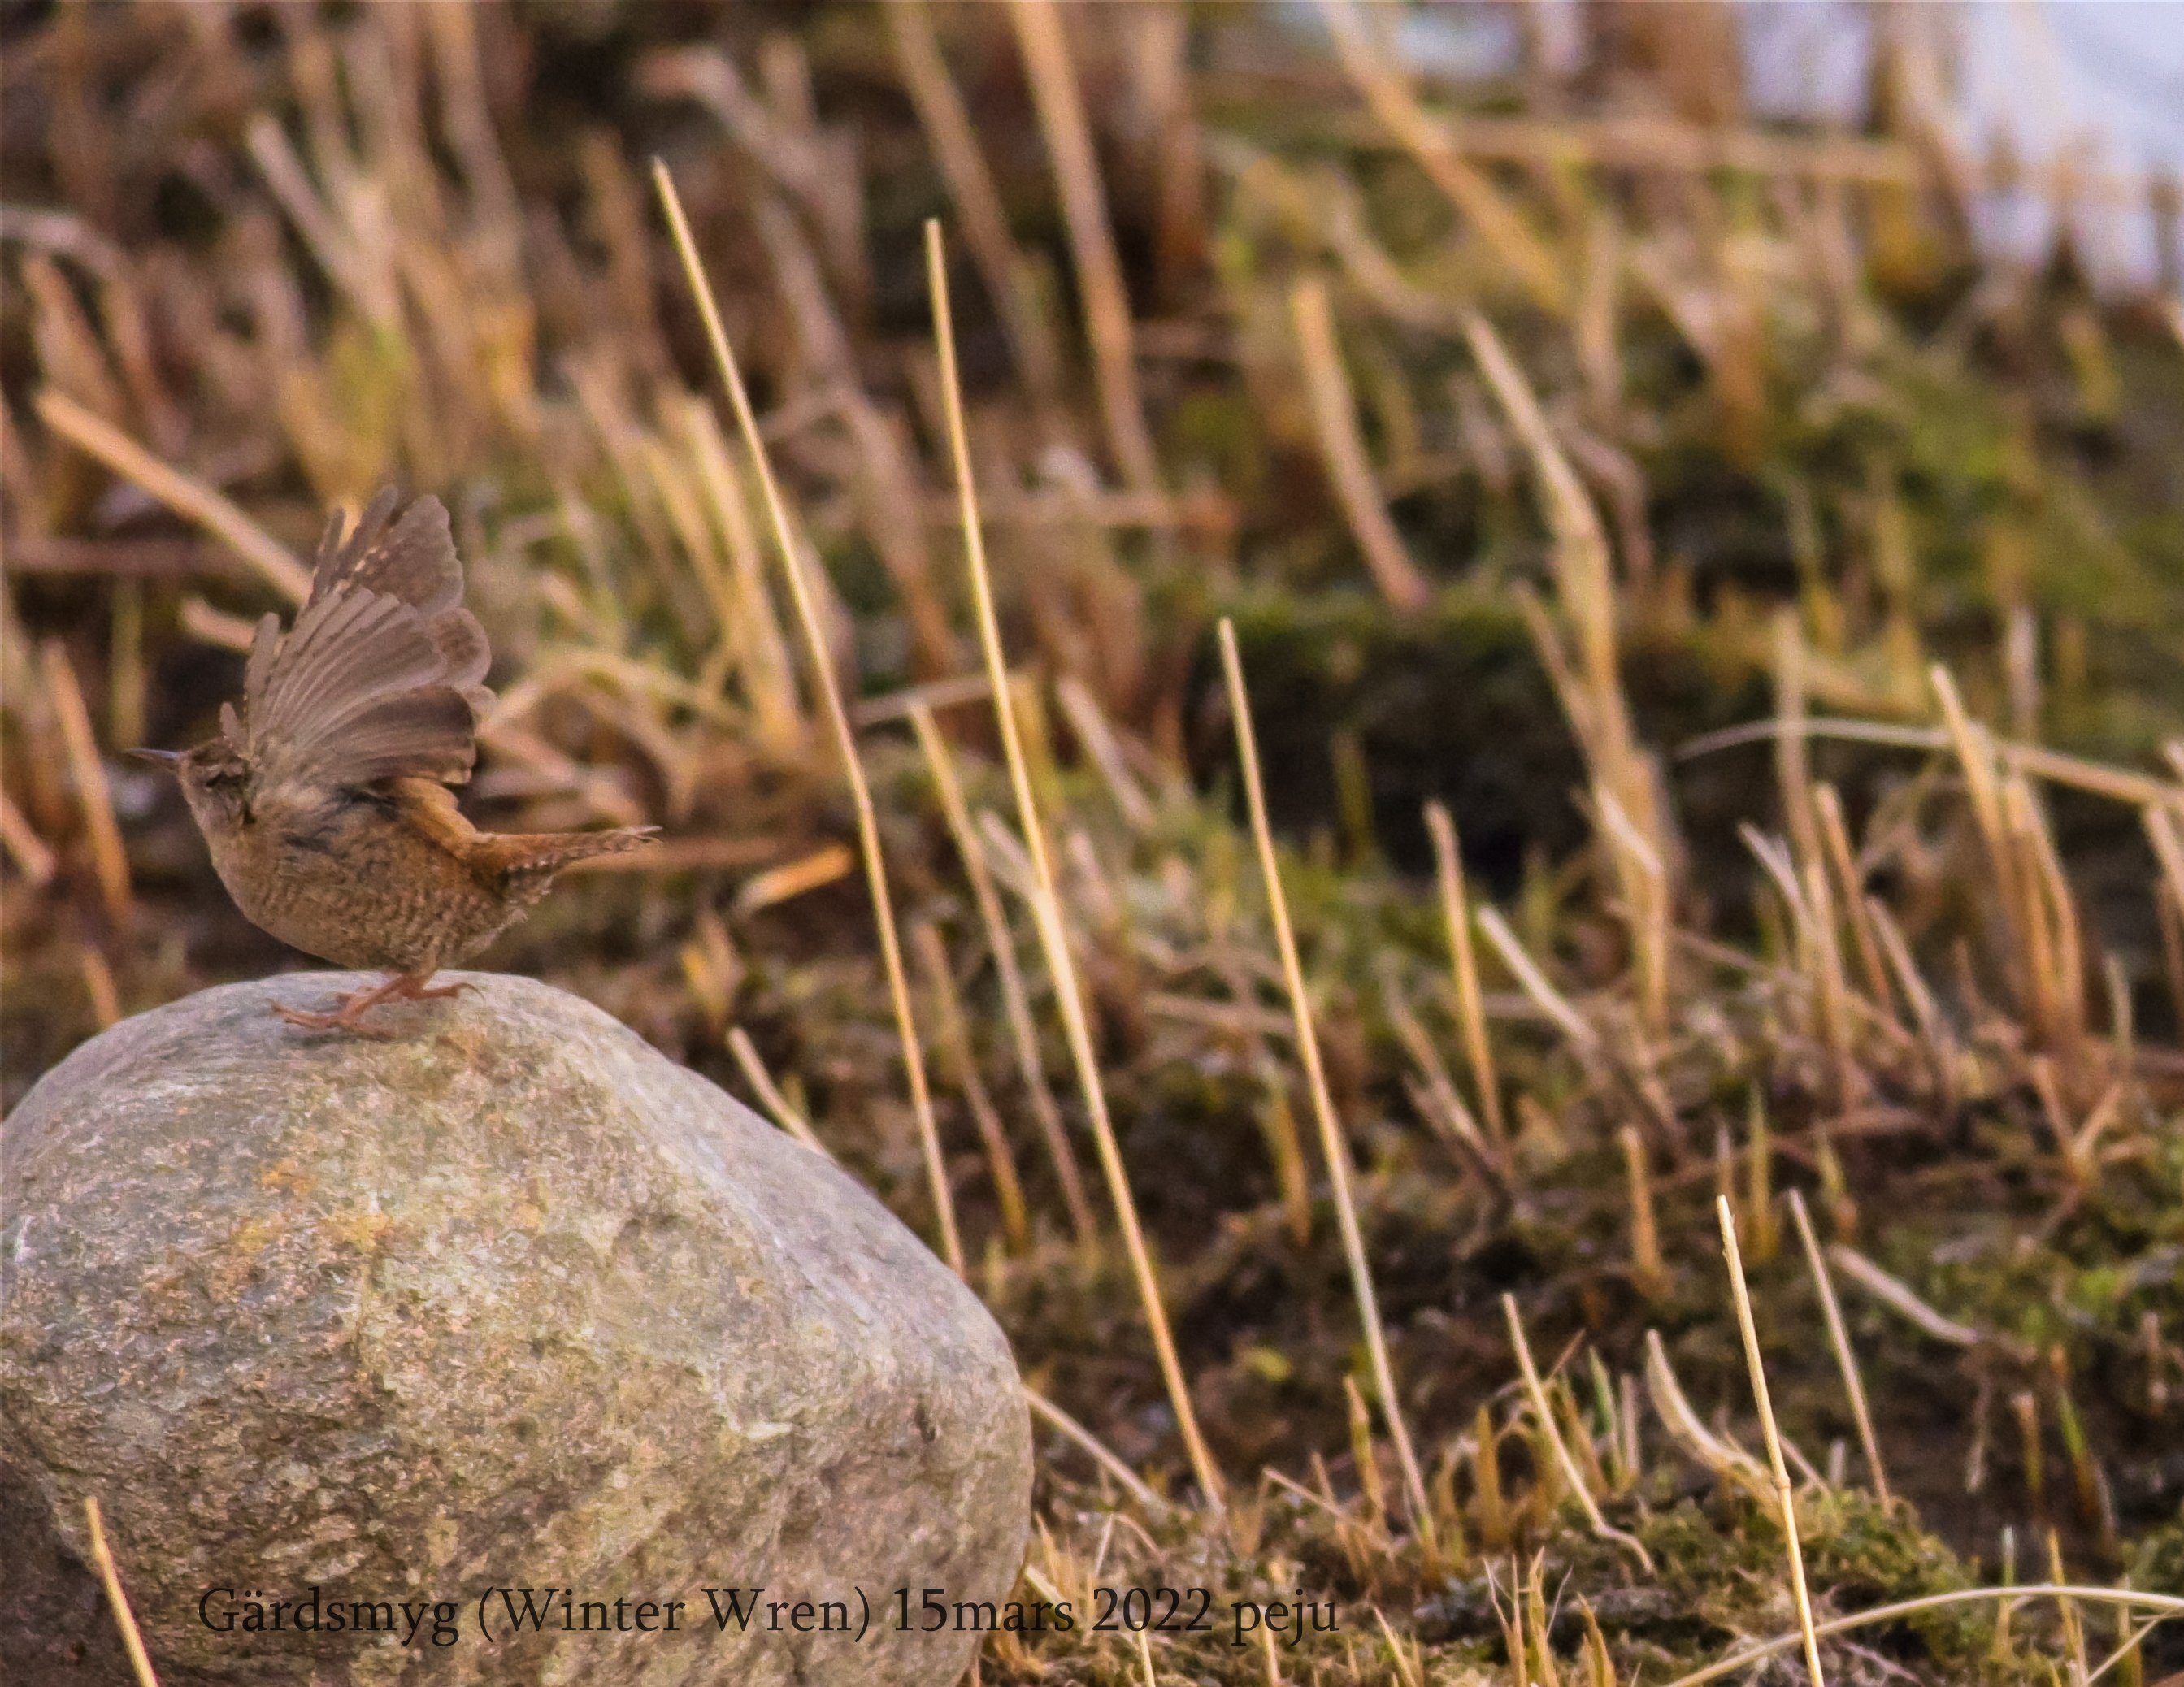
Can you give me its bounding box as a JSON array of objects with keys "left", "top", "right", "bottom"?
[
  {"left": 271, "top": 1000, "right": 396, "bottom": 1037},
  {"left": 271, "top": 974, "right": 467, "bottom": 1034}
]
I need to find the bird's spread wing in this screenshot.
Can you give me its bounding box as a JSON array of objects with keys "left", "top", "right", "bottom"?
[{"left": 238, "top": 491, "right": 495, "bottom": 796}]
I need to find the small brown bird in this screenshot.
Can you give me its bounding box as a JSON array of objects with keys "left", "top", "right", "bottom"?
[{"left": 137, "top": 488, "right": 655, "bottom": 1032}]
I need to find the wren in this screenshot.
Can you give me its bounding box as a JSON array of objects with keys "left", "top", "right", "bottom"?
[{"left": 137, "top": 488, "right": 655, "bottom": 1032}]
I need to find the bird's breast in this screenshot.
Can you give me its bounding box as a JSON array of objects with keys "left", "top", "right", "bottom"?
[{"left": 202, "top": 796, "right": 519, "bottom": 972}]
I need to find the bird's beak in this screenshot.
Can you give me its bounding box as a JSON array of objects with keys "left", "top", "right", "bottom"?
[{"left": 127, "top": 748, "right": 183, "bottom": 770}]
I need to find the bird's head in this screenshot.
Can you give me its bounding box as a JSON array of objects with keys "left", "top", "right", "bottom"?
[{"left": 132, "top": 736, "right": 252, "bottom": 839}]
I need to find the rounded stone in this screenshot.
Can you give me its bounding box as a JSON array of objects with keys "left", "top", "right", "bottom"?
[{"left": 1, "top": 972, "right": 1031, "bottom": 1685}]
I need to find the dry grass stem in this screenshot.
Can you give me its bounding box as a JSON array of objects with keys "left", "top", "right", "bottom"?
[
  {"left": 929, "top": 219, "right": 1224, "bottom": 1510},
  {"left": 78, "top": 945, "right": 120, "bottom": 1029},
  {"left": 1383, "top": 975, "right": 1510, "bottom": 1200},
  {"left": 35, "top": 389, "right": 312, "bottom": 603},
  {"left": 1465, "top": 308, "right": 1668, "bottom": 1031},
  {"left": 1474, "top": 905, "right": 1597, "bottom": 1054},
  {"left": 912, "top": 920, "right": 1031, "bottom": 1253},
  {"left": 1318, "top": 0, "right": 1566, "bottom": 314},
  {"left": 1005, "top": 0, "right": 1160, "bottom": 493},
  {"left": 83, "top": 1497, "right": 162, "bottom": 1687},
  {"left": 1787, "top": 1190, "right": 1891, "bottom": 1507},
  {"left": 909, "top": 701, "right": 1096, "bottom": 1243},
  {"left": 731, "top": 842, "right": 855, "bottom": 917},
  {"left": 1053, "top": 676, "right": 1157, "bottom": 830},
  {"left": 1775, "top": 611, "right": 1823, "bottom": 878},
  {"left": 1664, "top": 1585, "right": 2184, "bottom": 1687},
  {"left": 1424, "top": 800, "right": 1505, "bottom": 1144},
  {"left": 1222, "top": 618, "right": 1433, "bottom": 1544},
  {"left": 1289, "top": 277, "right": 1430, "bottom": 612},
  {"left": 1827, "top": 1242, "right": 1996, "bottom": 1351},
  {"left": 1683, "top": 714, "right": 2184, "bottom": 813},
  {"left": 0, "top": 790, "right": 59, "bottom": 887},
  {"left": 41, "top": 640, "right": 131, "bottom": 926},
  {"left": 727, "top": 1026, "right": 826, "bottom": 1156},
  {"left": 1813, "top": 783, "right": 1895, "bottom": 1017},
  {"left": 1645, "top": 1328, "right": 1773, "bottom": 1503},
  {"left": 1621, "top": 1125, "right": 1669, "bottom": 1299},
  {"left": 656, "top": 161, "right": 963, "bottom": 1278},
  {"left": 886, "top": 1, "right": 1065, "bottom": 415},
  {"left": 1022, "top": 1385, "right": 1165, "bottom": 1515},
  {"left": 1502, "top": 1293, "right": 1652, "bottom": 1572},
  {"left": 1717, "top": 1195, "right": 1827, "bottom": 1685}
]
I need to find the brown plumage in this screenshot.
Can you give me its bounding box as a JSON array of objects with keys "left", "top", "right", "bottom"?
[{"left": 139, "top": 488, "right": 654, "bottom": 1032}]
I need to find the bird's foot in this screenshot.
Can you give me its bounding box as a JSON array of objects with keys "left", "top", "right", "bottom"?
[
  {"left": 271, "top": 972, "right": 465, "bottom": 1034},
  {"left": 271, "top": 999, "right": 397, "bottom": 1037}
]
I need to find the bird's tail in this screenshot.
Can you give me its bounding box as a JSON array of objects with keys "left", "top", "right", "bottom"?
[{"left": 475, "top": 826, "right": 658, "bottom": 881}]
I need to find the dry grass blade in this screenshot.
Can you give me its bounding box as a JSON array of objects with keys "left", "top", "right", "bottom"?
[
  {"left": 1005, "top": 0, "right": 1160, "bottom": 494},
  {"left": 1682, "top": 715, "right": 2184, "bottom": 812},
  {"left": 655, "top": 161, "right": 964, "bottom": 1279},
  {"left": 887, "top": 0, "right": 1065, "bottom": 415},
  {"left": 1621, "top": 1126, "right": 1670, "bottom": 1300},
  {"left": 1222, "top": 618, "right": 1433, "bottom": 1544},
  {"left": 0, "top": 789, "right": 59, "bottom": 887},
  {"left": 1827, "top": 1242, "right": 1996, "bottom": 1352},
  {"left": 1023, "top": 1385, "right": 1165, "bottom": 1515},
  {"left": 41, "top": 640, "right": 131, "bottom": 926},
  {"left": 1504, "top": 1294, "right": 1652, "bottom": 1572},
  {"left": 912, "top": 920, "right": 1031, "bottom": 1254},
  {"left": 1289, "top": 276, "right": 1430, "bottom": 612},
  {"left": 34, "top": 389, "right": 311, "bottom": 603},
  {"left": 1474, "top": 905, "right": 1597, "bottom": 1054},
  {"left": 1931, "top": 665, "right": 2026, "bottom": 976},
  {"left": 928, "top": 219, "right": 1225, "bottom": 1510},
  {"left": 1717, "top": 1195, "right": 1827, "bottom": 1685},
  {"left": 1787, "top": 1190, "right": 1890, "bottom": 1507},
  {"left": 83, "top": 1497, "right": 162, "bottom": 1687},
  {"left": 1318, "top": 0, "right": 1567, "bottom": 314},
  {"left": 731, "top": 842, "right": 855, "bottom": 917},
  {"left": 1865, "top": 896, "right": 1957, "bottom": 1107},
  {"left": 1661, "top": 1585, "right": 2184, "bottom": 1687},
  {"left": 909, "top": 701, "right": 1097, "bottom": 1243},
  {"left": 1644, "top": 1328, "right": 1772, "bottom": 1503},
  {"left": 727, "top": 1026, "right": 826, "bottom": 1156},
  {"left": 1465, "top": 310, "right": 1669, "bottom": 1032},
  {"left": 1424, "top": 800, "right": 1505, "bottom": 1146}
]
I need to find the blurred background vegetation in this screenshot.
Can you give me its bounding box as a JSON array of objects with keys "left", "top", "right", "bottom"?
[{"left": 3, "top": 4, "right": 2182, "bottom": 1682}]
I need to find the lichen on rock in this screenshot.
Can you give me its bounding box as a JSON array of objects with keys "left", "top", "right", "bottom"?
[{"left": 1, "top": 972, "right": 1031, "bottom": 1686}]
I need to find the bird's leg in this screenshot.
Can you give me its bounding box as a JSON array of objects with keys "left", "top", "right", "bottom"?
[{"left": 273, "top": 971, "right": 471, "bottom": 1034}]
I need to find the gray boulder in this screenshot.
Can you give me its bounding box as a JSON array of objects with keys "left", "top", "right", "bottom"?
[{"left": 2, "top": 972, "right": 1031, "bottom": 1686}]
